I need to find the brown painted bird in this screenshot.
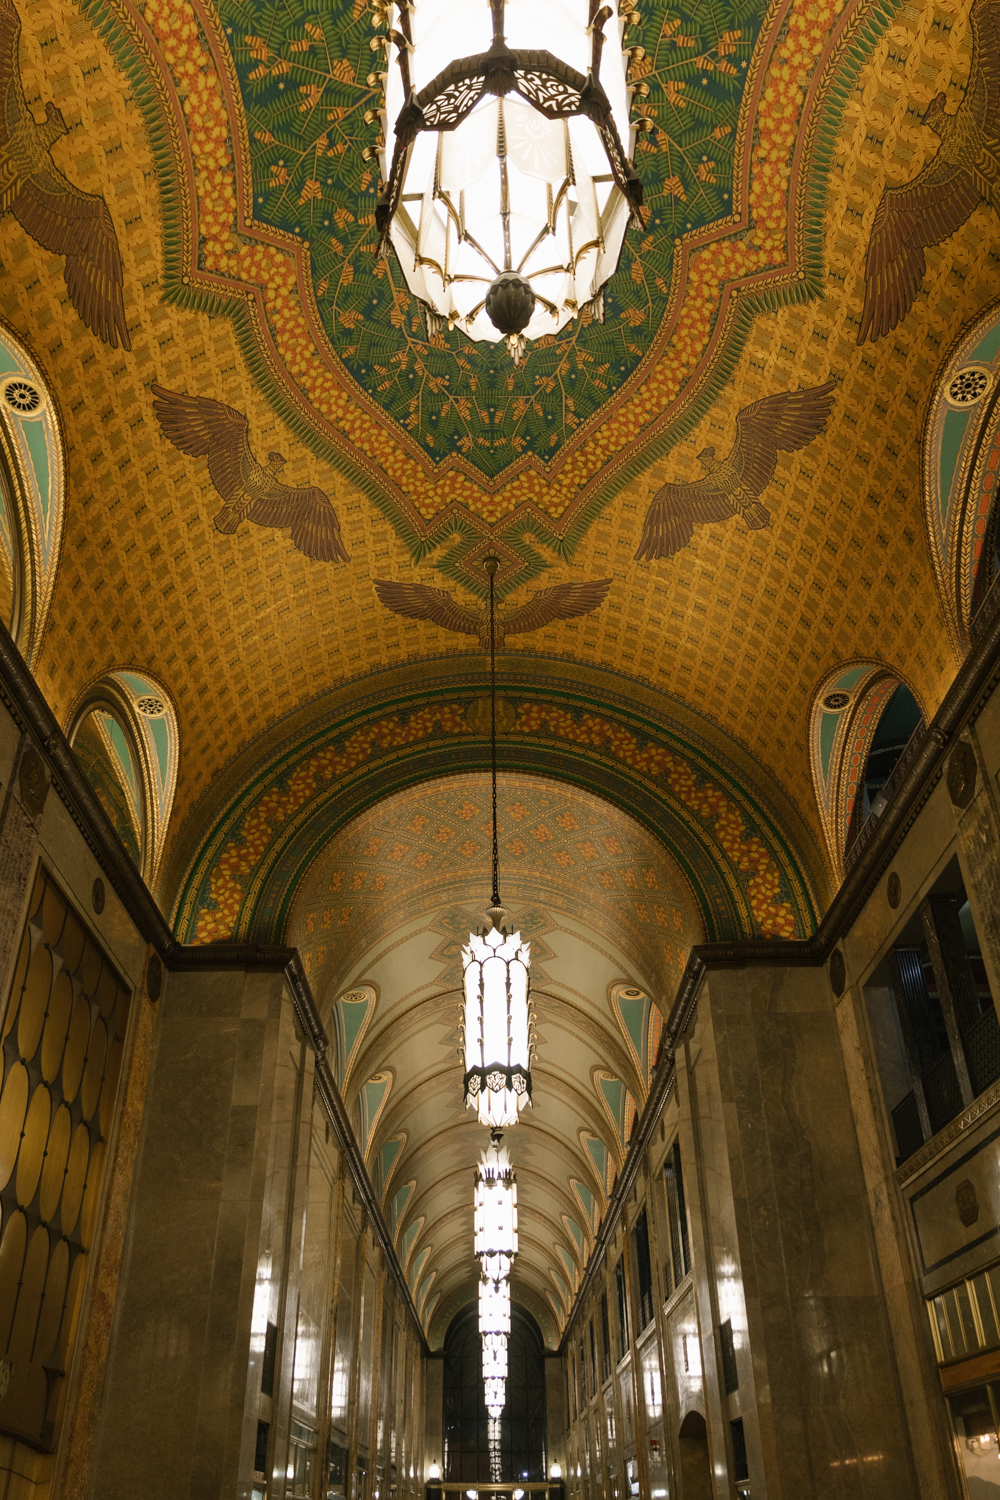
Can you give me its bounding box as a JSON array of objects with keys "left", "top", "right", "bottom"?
[
  {"left": 151, "top": 384, "right": 350, "bottom": 563},
  {"left": 0, "top": 0, "right": 129, "bottom": 350},
  {"left": 857, "top": 0, "right": 1000, "bottom": 344},
  {"left": 374, "top": 576, "right": 611, "bottom": 648},
  {"left": 634, "top": 380, "right": 837, "bottom": 561}
]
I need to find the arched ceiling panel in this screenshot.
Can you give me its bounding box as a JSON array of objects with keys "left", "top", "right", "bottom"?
[{"left": 170, "top": 667, "right": 825, "bottom": 946}]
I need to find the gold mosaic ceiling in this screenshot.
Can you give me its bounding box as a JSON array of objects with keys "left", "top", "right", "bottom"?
[{"left": 0, "top": 0, "right": 986, "bottom": 882}]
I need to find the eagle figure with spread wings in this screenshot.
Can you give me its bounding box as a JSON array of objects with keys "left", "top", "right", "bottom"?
[
  {"left": 857, "top": 0, "right": 1000, "bottom": 344},
  {"left": 374, "top": 576, "right": 611, "bottom": 648},
  {"left": 0, "top": 0, "right": 129, "bottom": 349},
  {"left": 152, "top": 384, "right": 350, "bottom": 563},
  {"left": 634, "top": 380, "right": 837, "bottom": 561}
]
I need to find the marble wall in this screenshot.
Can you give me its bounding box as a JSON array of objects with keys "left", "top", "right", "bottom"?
[
  {"left": 557, "top": 624, "right": 1000, "bottom": 1500},
  {"left": 0, "top": 669, "right": 428, "bottom": 1500}
]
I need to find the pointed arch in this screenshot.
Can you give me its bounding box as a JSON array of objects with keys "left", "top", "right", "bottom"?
[
  {"left": 416, "top": 1271, "right": 437, "bottom": 1319},
  {"left": 549, "top": 1268, "right": 570, "bottom": 1312},
  {"left": 809, "top": 662, "right": 924, "bottom": 881},
  {"left": 562, "top": 1215, "right": 587, "bottom": 1264},
  {"left": 423, "top": 1292, "right": 441, "bottom": 1332},
  {"left": 399, "top": 1213, "right": 424, "bottom": 1268},
  {"left": 571, "top": 1179, "right": 600, "bottom": 1239},
  {"left": 375, "top": 1133, "right": 406, "bottom": 1206},
  {"left": 557, "top": 1244, "right": 579, "bottom": 1293},
  {"left": 389, "top": 1182, "right": 416, "bottom": 1243},
  {"left": 580, "top": 1131, "right": 616, "bottom": 1203},
  {"left": 922, "top": 300, "right": 1000, "bottom": 652},
  {"left": 0, "top": 326, "right": 65, "bottom": 668},
  {"left": 609, "top": 982, "right": 661, "bottom": 1099},
  {"left": 356, "top": 1071, "right": 393, "bottom": 1162},
  {"left": 67, "top": 668, "right": 179, "bottom": 890},
  {"left": 409, "top": 1246, "right": 432, "bottom": 1295},
  {"left": 594, "top": 1069, "right": 638, "bottom": 1157},
  {"left": 328, "top": 984, "right": 377, "bottom": 1093}
]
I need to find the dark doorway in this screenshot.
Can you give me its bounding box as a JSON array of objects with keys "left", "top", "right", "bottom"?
[
  {"left": 678, "top": 1410, "right": 712, "bottom": 1500},
  {"left": 443, "top": 1304, "right": 547, "bottom": 1483}
]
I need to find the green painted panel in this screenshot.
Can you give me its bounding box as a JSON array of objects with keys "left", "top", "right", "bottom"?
[
  {"left": 585, "top": 1136, "right": 607, "bottom": 1181},
  {"left": 21, "top": 419, "right": 49, "bottom": 527},
  {"left": 818, "top": 711, "right": 839, "bottom": 783},
  {"left": 73, "top": 718, "right": 142, "bottom": 869},
  {"left": 149, "top": 715, "right": 171, "bottom": 789},
  {"left": 971, "top": 322, "right": 1000, "bottom": 363},
  {"left": 940, "top": 408, "right": 971, "bottom": 528},
  {"left": 401, "top": 1217, "right": 420, "bottom": 1263},
  {"left": 616, "top": 993, "right": 646, "bottom": 1060}
]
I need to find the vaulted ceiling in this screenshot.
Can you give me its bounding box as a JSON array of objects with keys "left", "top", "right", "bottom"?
[
  {"left": 2, "top": 0, "right": 994, "bottom": 1336},
  {"left": 286, "top": 773, "right": 704, "bottom": 1345}
]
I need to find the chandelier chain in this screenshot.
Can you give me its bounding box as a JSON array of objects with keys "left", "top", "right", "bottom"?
[{"left": 489, "top": 562, "right": 500, "bottom": 908}]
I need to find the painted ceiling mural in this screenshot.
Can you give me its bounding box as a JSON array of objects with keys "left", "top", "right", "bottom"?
[
  {"left": 171, "top": 678, "right": 822, "bottom": 945},
  {"left": 5, "top": 0, "right": 979, "bottom": 873},
  {"left": 72, "top": 0, "right": 941, "bottom": 582}
]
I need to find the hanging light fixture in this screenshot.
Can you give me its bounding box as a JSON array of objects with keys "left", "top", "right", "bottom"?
[
  {"left": 463, "top": 555, "right": 533, "bottom": 1127},
  {"left": 485, "top": 1378, "right": 506, "bottom": 1419},
  {"left": 474, "top": 1130, "right": 519, "bottom": 1280},
  {"left": 480, "top": 1276, "right": 510, "bottom": 1409},
  {"left": 475, "top": 1132, "right": 516, "bottom": 1421},
  {"left": 368, "top": 0, "right": 649, "bottom": 361},
  {"left": 479, "top": 1273, "right": 512, "bottom": 1336}
]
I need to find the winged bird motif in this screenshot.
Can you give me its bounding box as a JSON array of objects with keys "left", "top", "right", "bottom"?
[
  {"left": 374, "top": 576, "right": 612, "bottom": 649},
  {"left": 635, "top": 380, "right": 837, "bottom": 561},
  {"left": 858, "top": 0, "right": 1000, "bottom": 344},
  {"left": 151, "top": 384, "right": 350, "bottom": 563},
  {"left": 0, "top": 0, "right": 129, "bottom": 349}
]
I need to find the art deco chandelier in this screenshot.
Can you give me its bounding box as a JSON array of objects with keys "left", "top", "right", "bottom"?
[
  {"left": 368, "top": 0, "right": 649, "bottom": 359},
  {"left": 476, "top": 1133, "right": 517, "bottom": 1419}
]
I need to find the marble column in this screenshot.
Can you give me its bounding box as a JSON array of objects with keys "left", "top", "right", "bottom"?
[
  {"left": 675, "top": 965, "right": 920, "bottom": 1499},
  {"left": 423, "top": 1355, "right": 444, "bottom": 1477},
  {"left": 86, "top": 967, "right": 292, "bottom": 1500},
  {"left": 546, "top": 1353, "right": 567, "bottom": 1479}
]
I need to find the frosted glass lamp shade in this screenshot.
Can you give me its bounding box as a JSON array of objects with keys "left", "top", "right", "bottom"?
[
  {"left": 474, "top": 1138, "right": 518, "bottom": 1265},
  {"left": 463, "top": 924, "right": 532, "bottom": 1127},
  {"left": 482, "top": 1331, "right": 509, "bottom": 1379},
  {"left": 479, "top": 1275, "right": 512, "bottom": 1336}
]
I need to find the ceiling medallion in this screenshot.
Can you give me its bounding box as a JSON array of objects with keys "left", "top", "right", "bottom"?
[
  {"left": 368, "top": 0, "right": 649, "bottom": 361},
  {"left": 945, "top": 366, "right": 994, "bottom": 410}
]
